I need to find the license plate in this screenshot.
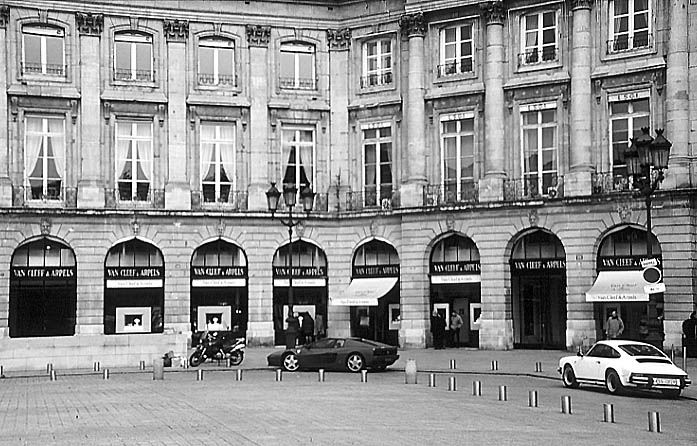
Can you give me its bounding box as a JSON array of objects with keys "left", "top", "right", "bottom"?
[{"left": 654, "top": 378, "right": 678, "bottom": 386}]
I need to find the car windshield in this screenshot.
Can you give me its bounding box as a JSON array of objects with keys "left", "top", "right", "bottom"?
[{"left": 619, "top": 343, "right": 665, "bottom": 357}]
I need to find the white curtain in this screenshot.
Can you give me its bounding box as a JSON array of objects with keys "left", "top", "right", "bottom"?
[
  {"left": 115, "top": 122, "right": 131, "bottom": 180},
  {"left": 136, "top": 123, "right": 152, "bottom": 181},
  {"left": 199, "top": 125, "right": 216, "bottom": 183},
  {"left": 47, "top": 118, "right": 65, "bottom": 181},
  {"left": 218, "top": 125, "right": 235, "bottom": 187},
  {"left": 299, "top": 144, "right": 312, "bottom": 187},
  {"left": 24, "top": 117, "right": 44, "bottom": 182}
]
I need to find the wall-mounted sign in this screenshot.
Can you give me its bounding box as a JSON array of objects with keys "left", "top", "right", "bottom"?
[
  {"left": 274, "top": 278, "right": 326, "bottom": 287},
  {"left": 430, "top": 262, "right": 480, "bottom": 274},
  {"left": 352, "top": 264, "right": 400, "bottom": 278},
  {"left": 273, "top": 266, "right": 327, "bottom": 278},
  {"left": 191, "top": 266, "right": 247, "bottom": 278},
  {"left": 510, "top": 259, "right": 566, "bottom": 271},
  {"left": 105, "top": 267, "right": 164, "bottom": 288},
  {"left": 11, "top": 267, "right": 76, "bottom": 279},
  {"left": 597, "top": 256, "right": 662, "bottom": 271}
]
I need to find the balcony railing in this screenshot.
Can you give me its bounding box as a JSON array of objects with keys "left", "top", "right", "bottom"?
[
  {"left": 194, "top": 189, "right": 249, "bottom": 211},
  {"left": 105, "top": 187, "right": 164, "bottom": 208},
  {"left": 21, "top": 62, "right": 66, "bottom": 76},
  {"left": 14, "top": 185, "right": 76, "bottom": 207},
  {"left": 198, "top": 73, "right": 237, "bottom": 87},
  {"left": 518, "top": 47, "right": 558, "bottom": 65},
  {"left": 278, "top": 77, "right": 315, "bottom": 90},
  {"left": 360, "top": 72, "right": 393, "bottom": 88},
  {"left": 591, "top": 172, "right": 635, "bottom": 195},
  {"left": 607, "top": 33, "right": 652, "bottom": 53},
  {"left": 423, "top": 183, "right": 479, "bottom": 206},
  {"left": 436, "top": 60, "right": 474, "bottom": 77},
  {"left": 113, "top": 68, "right": 154, "bottom": 82},
  {"left": 346, "top": 189, "right": 399, "bottom": 211},
  {"left": 503, "top": 175, "right": 564, "bottom": 201}
]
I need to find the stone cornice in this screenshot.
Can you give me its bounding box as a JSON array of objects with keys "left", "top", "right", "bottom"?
[
  {"left": 163, "top": 19, "right": 189, "bottom": 42},
  {"left": 480, "top": 1, "right": 505, "bottom": 25},
  {"left": 399, "top": 12, "right": 426, "bottom": 37},
  {"left": 76, "top": 12, "right": 103, "bottom": 36},
  {"left": 246, "top": 24, "right": 271, "bottom": 47},
  {"left": 0, "top": 6, "right": 9, "bottom": 29},
  {"left": 327, "top": 28, "right": 351, "bottom": 51},
  {"left": 571, "top": 0, "right": 593, "bottom": 10}
]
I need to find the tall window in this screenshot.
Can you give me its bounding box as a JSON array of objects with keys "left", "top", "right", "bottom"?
[
  {"left": 439, "top": 24, "right": 473, "bottom": 77},
  {"left": 362, "top": 38, "right": 392, "bottom": 88},
  {"left": 201, "top": 123, "right": 235, "bottom": 203},
  {"left": 610, "top": 95, "right": 650, "bottom": 176},
  {"left": 281, "top": 126, "right": 315, "bottom": 195},
  {"left": 441, "top": 114, "right": 474, "bottom": 201},
  {"left": 609, "top": 0, "right": 650, "bottom": 52},
  {"left": 521, "top": 106, "right": 557, "bottom": 197},
  {"left": 24, "top": 116, "right": 65, "bottom": 200},
  {"left": 521, "top": 11, "right": 557, "bottom": 65},
  {"left": 279, "top": 43, "right": 315, "bottom": 89},
  {"left": 22, "top": 26, "right": 65, "bottom": 76},
  {"left": 363, "top": 124, "right": 393, "bottom": 207},
  {"left": 198, "top": 38, "right": 235, "bottom": 87},
  {"left": 114, "top": 33, "right": 153, "bottom": 81},
  {"left": 116, "top": 120, "right": 152, "bottom": 201}
]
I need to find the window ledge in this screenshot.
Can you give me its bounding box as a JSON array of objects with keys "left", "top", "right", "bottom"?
[
  {"left": 433, "top": 71, "right": 478, "bottom": 85},
  {"left": 516, "top": 60, "right": 563, "bottom": 74},
  {"left": 101, "top": 89, "right": 168, "bottom": 103},
  {"left": 8, "top": 84, "right": 81, "bottom": 99}
]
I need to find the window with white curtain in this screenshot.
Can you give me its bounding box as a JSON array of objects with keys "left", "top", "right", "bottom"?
[
  {"left": 200, "top": 122, "right": 235, "bottom": 203},
  {"left": 279, "top": 43, "right": 315, "bottom": 89},
  {"left": 440, "top": 114, "right": 475, "bottom": 202},
  {"left": 362, "top": 38, "right": 393, "bottom": 88},
  {"left": 198, "top": 38, "right": 235, "bottom": 87},
  {"left": 24, "top": 116, "right": 65, "bottom": 200},
  {"left": 521, "top": 105, "right": 557, "bottom": 197},
  {"left": 22, "top": 26, "right": 65, "bottom": 76},
  {"left": 438, "top": 23, "right": 473, "bottom": 77},
  {"left": 115, "top": 120, "right": 152, "bottom": 201},
  {"left": 521, "top": 11, "right": 557, "bottom": 65},
  {"left": 609, "top": 94, "right": 650, "bottom": 176},
  {"left": 362, "top": 123, "right": 393, "bottom": 207},
  {"left": 609, "top": 0, "right": 651, "bottom": 52},
  {"left": 114, "top": 32, "right": 153, "bottom": 81},
  {"left": 281, "top": 126, "right": 315, "bottom": 198}
]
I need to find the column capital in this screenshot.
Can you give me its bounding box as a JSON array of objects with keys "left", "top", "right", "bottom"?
[
  {"left": 246, "top": 24, "right": 271, "bottom": 47},
  {"left": 0, "top": 6, "right": 9, "bottom": 29},
  {"left": 164, "top": 19, "right": 189, "bottom": 42},
  {"left": 76, "top": 12, "right": 103, "bottom": 36},
  {"left": 327, "top": 28, "right": 351, "bottom": 51},
  {"left": 399, "top": 12, "right": 426, "bottom": 37},
  {"left": 480, "top": 1, "right": 505, "bottom": 25},
  {"left": 571, "top": 0, "right": 593, "bottom": 10}
]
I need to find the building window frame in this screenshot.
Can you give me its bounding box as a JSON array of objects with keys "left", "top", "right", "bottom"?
[
  {"left": 608, "top": 0, "right": 652, "bottom": 54},
  {"left": 362, "top": 122, "right": 393, "bottom": 208},
  {"left": 361, "top": 37, "right": 393, "bottom": 89},
  {"left": 440, "top": 112, "right": 476, "bottom": 202},
  {"left": 608, "top": 90, "right": 651, "bottom": 176},
  {"left": 113, "top": 32, "right": 154, "bottom": 82},
  {"left": 23, "top": 115, "right": 66, "bottom": 202},
  {"left": 200, "top": 121, "right": 236, "bottom": 204},
  {"left": 278, "top": 42, "right": 316, "bottom": 90},
  {"left": 115, "top": 119, "right": 153, "bottom": 202},
  {"left": 519, "top": 10, "right": 558, "bottom": 66},
  {"left": 520, "top": 103, "right": 558, "bottom": 197},
  {"left": 280, "top": 125, "right": 316, "bottom": 197},
  {"left": 437, "top": 22, "right": 474, "bottom": 78},
  {"left": 21, "top": 25, "right": 66, "bottom": 77},
  {"left": 197, "top": 37, "right": 236, "bottom": 88}
]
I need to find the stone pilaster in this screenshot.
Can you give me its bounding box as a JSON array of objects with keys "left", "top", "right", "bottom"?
[
  {"left": 164, "top": 20, "right": 191, "bottom": 209},
  {"left": 327, "top": 28, "right": 351, "bottom": 211},
  {"left": 478, "top": 1, "right": 505, "bottom": 202},
  {"left": 399, "top": 13, "right": 427, "bottom": 207},
  {"left": 664, "top": 0, "right": 690, "bottom": 189},
  {"left": 565, "top": 0, "right": 593, "bottom": 197},
  {"left": 76, "top": 13, "right": 105, "bottom": 208},
  {"left": 0, "top": 6, "right": 11, "bottom": 206}
]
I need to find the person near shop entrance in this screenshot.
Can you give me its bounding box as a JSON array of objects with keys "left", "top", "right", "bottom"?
[
  {"left": 285, "top": 310, "right": 300, "bottom": 349},
  {"left": 300, "top": 311, "right": 315, "bottom": 345},
  {"left": 431, "top": 310, "right": 446, "bottom": 349},
  {"left": 315, "top": 313, "right": 326, "bottom": 339},
  {"left": 604, "top": 310, "right": 624, "bottom": 340},
  {"left": 449, "top": 311, "right": 464, "bottom": 347},
  {"left": 682, "top": 311, "right": 697, "bottom": 357}
]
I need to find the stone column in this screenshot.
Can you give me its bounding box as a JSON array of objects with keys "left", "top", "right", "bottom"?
[
  {"left": 327, "top": 28, "right": 351, "bottom": 211},
  {"left": 245, "top": 25, "right": 271, "bottom": 212},
  {"left": 664, "top": 0, "right": 690, "bottom": 189},
  {"left": 565, "top": 0, "right": 593, "bottom": 197},
  {"left": 479, "top": 2, "right": 506, "bottom": 202},
  {"left": 399, "top": 13, "right": 427, "bottom": 207},
  {"left": 0, "top": 6, "right": 11, "bottom": 206},
  {"left": 75, "top": 12, "right": 105, "bottom": 208},
  {"left": 164, "top": 20, "right": 191, "bottom": 210}
]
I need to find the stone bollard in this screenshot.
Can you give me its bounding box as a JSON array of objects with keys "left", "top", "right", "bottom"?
[
  {"left": 103, "top": 369, "right": 110, "bottom": 380},
  {"left": 49, "top": 369, "right": 57, "bottom": 381},
  {"left": 448, "top": 376, "right": 457, "bottom": 391},
  {"left": 1, "top": 365, "right": 4, "bottom": 378},
  {"left": 236, "top": 369, "right": 243, "bottom": 381},
  {"left": 449, "top": 359, "right": 456, "bottom": 369},
  {"left": 318, "top": 369, "right": 325, "bottom": 382},
  {"left": 428, "top": 373, "right": 436, "bottom": 387},
  {"left": 152, "top": 357, "right": 164, "bottom": 380},
  {"left": 275, "top": 369, "right": 283, "bottom": 382},
  {"left": 405, "top": 359, "right": 417, "bottom": 384},
  {"left": 683, "top": 346, "right": 688, "bottom": 371},
  {"left": 182, "top": 358, "right": 189, "bottom": 369},
  {"left": 603, "top": 404, "right": 615, "bottom": 423},
  {"left": 93, "top": 361, "right": 100, "bottom": 372},
  {"left": 139, "top": 360, "right": 146, "bottom": 371},
  {"left": 197, "top": 369, "right": 204, "bottom": 381},
  {"left": 670, "top": 345, "right": 675, "bottom": 363},
  {"left": 226, "top": 358, "right": 232, "bottom": 368},
  {"left": 648, "top": 411, "right": 661, "bottom": 433},
  {"left": 47, "top": 363, "right": 53, "bottom": 374},
  {"left": 498, "top": 385, "right": 507, "bottom": 401},
  {"left": 472, "top": 380, "right": 482, "bottom": 396},
  {"left": 360, "top": 370, "right": 368, "bottom": 383},
  {"left": 561, "top": 395, "right": 572, "bottom": 414},
  {"left": 491, "top": 360, "right": 499, "bottom": 371},
  {"left": 528, "top": 390, "right": 538, "bottom": 407},
  {"left": 535, "top": 362, "right": 543, "bottom": 373}
]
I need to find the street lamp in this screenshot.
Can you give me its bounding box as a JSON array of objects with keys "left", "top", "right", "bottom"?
[
  {"left": 266, "top": 181, "right": 315, "bottom": 347},
  {"left": 623, "top": 127, "right": 672, "bottom": 347}
]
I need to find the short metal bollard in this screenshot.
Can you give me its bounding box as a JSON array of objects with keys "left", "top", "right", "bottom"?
[
  {"left": 139, "top": 360, "right": 146, "bottom": 371},
  {"left": 648, "top": 411, "right": 661, "bottom": 433},
  {"left": 226, "top": 358, "right": 232, "bottom": 368},
  {"left": 318, "top": 369, "right": 325, "bottom": 382},
  {"left": 405, "top": 358, "right": 417, "bottom": 384},
  {"left": 535, "top": 362, "right": 543, "bottom": 373},
  {"left": 428, "top": 373, "right": 436, "bottom": 387},
  {"left": 498, "top": 385, "right": 507, "bottom": 401},
  {"left": 561, "top": 395, "right": 572, "bottom": 414},
  {"left": 449, "top": 359, "right": 456, "bottom": 369},
  {"left": 47, "top": 363, "right": 53, "bottom": 374},
  {"left": 670, "top": 344, "right": 675, "bottom": 363},
  {"left": 275, "top": 369, "right": 283, "bottom": 382},
  {"left": 491, "top": 360, "right": 499, "bottom": 371},
  {"left": 683, "top": 346, "right": 688, "bottom": 371},
  {"left": 93, "top": 361, "right": 100, "bottom": 372},
  {"left": 448, "top": 376, "right": 457, "bottom": 391},
  {"left": 236, "top": 369, "right": 243, "bottom": 381},
  {"left": 603, "top": 404, "right": 615, "bottom": 423},
  {"left": 0, "top": 365, "right": 4, "bottom": 378},
  {"left": 49, "top": 369, "right": 57, "bottom": 381},
  {"left": 103, "top": 369, "right": 110, "bottom": 380},
  {"left": 197, "top": 369, "right": 204, "bottom": 381},
  {"left": 360, "top": 370, "right": 368, "bottom": 383},
  {"left": 472, "top": 380, "right": 482, "bottom": 396},
  {"left": 152, "top": 358, "right": 164, "bottom": 380},
  {"left": 528, "top": 390, "right": 538, "bottom": 407}
]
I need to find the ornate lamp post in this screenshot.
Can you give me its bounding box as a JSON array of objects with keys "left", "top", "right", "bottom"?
[
  {"left": 266, "top": 182, "right": 315, "bottom": 346},
  {"left": 623, "top": 127, "right": 672, "bottom": 347}
]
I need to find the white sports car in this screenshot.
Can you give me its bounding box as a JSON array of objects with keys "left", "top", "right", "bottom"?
[{"left": 558, "top": 340, "right": 691, "bottom": 398}]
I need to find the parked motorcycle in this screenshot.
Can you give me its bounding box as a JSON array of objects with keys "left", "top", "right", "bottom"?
[{"left": 189, "top": 331, "right": 245, "bottom": 367}]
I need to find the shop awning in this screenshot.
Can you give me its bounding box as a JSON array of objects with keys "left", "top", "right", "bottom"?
[
  {"left": 585, "top": 270, "right": 649, "bottom": 302},
  {"left": 329, "top": 277, "right": 398, "bottom": 306}
]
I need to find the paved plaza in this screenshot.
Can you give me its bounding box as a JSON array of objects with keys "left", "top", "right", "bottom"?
[{"left": 1, "top": 348, "right": 695, "bottom": 445}]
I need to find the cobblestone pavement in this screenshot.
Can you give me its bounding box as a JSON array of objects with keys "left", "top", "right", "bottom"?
[{"left": 1, "top": 348, "right": 695, "bottom": 446}]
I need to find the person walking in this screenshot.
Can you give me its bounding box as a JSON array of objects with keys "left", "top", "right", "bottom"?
[
  {"left": 605, "top": 310, "right": 624, "bottom": 340},
  {"left": 285, "top": 310, "right": 300, "bottom": 349},
  {"left": 450, "top": 311, "right": 464, "bottom": 347},
  {"left": 431, "top": 310, "right": 446, "bottom": 349}
]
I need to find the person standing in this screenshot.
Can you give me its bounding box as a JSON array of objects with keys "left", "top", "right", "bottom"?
[
  {"left": 682, "top": 311, "right": 697, "bottom": 357},
  {"left": 450, "top": 311, "right": 464, "bottom": 347},
  {"left": 431, "top": 310, "right": 446, "bottom": 349},
  {"left": 605, "top": 310, "right": 624, "bottom": 340},
  {"left": 301, "top": 312, "right": 315, "bottom": 344},
  {"left": 285, "top": 310, "right": 300, "bottom": 349},
  {"left": 315, "top": 313, "right": 326, "bottom": 339}
]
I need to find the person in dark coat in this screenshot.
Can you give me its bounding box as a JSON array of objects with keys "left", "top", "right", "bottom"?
[
  {"left": 301, "top": 312, "right": 315, "bottom": 344},
  {"left": 431, "top": 310, "right": 446, "bottom": 349},
  {"left": 683, "top": 311, "right": 697, "bottom": 357},
  {"left": 285, "top": 310, "right": 300, "bottom": 349}
]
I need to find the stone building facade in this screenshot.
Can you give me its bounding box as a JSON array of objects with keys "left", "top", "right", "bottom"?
[{"left": 1, "top": 0, "right": 696, "bottom": 370}]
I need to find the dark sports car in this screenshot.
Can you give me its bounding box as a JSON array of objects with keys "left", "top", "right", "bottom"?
[{"left": 267, "top": 337, "right": 399, "bottom": 372}]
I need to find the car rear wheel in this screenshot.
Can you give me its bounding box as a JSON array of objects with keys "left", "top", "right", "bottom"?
[
  {"left": 282, "top": 352, "right": 299, "bottom": 372},
  {"left": 661, "top": 389, "right": 681, "bottom": 399},
  {"left": 605, "top": 369, "right": 624, "bottom": 395},
  {"left": 562, "top": 365, "right": 579, "bottom": 388},
  {"left": 346, "top": 353, "right": 365, "bottom": 372}
]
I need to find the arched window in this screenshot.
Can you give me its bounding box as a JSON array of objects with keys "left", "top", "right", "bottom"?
[
  {"left": 198, "top": 37, "right": 235, "bottom": 87},
  {"left": 279, "top": 42, "right": 315, "bottom": 89}
]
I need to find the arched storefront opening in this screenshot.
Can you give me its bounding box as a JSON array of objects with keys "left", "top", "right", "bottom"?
[
  {"left": 510, "top": 230, "right": 566, "bottom": 349},
  {"left": 429, "top": 234, "right": 481, "bottom": 348},
  {"left": 330, "top": 239, "right": 400, "bottom": 346},
  {"left": 272, "top": 239, "right": 327, "bottom": 346},
  {"left": 104, "top": 238, "right": 164, "bottom": 334},
  {"left": 10, "top": 237, "right": 76, "bottom": 337},
  {"left": 190, "top": 239, "right": 248, "bottom": 343},
  {"left": 587, "top": 227, "right": 662, "bottom": 343}
]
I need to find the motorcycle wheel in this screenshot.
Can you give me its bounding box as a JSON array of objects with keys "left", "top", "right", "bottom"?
[
  {"left": 189, "top": 350, "right": 204, "bottom": 367},
  {"left": 230, "top": 351, "right": 244, "bottom": 366}
]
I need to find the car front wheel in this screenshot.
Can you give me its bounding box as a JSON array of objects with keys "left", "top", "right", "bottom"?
[
  {"left": 562, "top": 365, "right": 579, "bottom": 388},
  {"left": 346, "top": 353, "right": 365, "bottom": 372},
  {"left": 605, "top": 369, "right": 624, "bottom": 395},
  {"left": 282, "top": 352, "right": 300, "bottom": 372}
]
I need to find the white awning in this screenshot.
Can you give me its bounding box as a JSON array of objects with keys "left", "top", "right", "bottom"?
[
  {"left": 585, "top": 270, "right": 649, "bottom": 302},
  {"left": 329, "top": 277, "right": 398, "bottom": 306}
]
